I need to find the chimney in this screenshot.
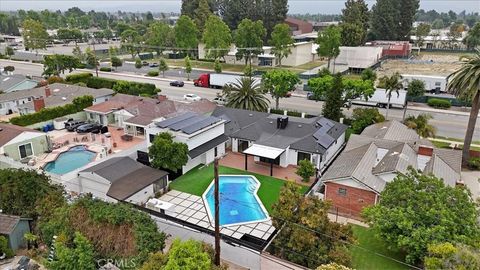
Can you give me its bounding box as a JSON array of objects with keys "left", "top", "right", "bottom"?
[
  {"left": 418, "top": 146, "right": 434, "bottom": 157},
  {"left": 33, "top": 97, "right": 45, "bottom": 112},
  {"left": 157, "top": 94, "right": 167, "bottom": 102},
  {"left": 45, "top": 85, "right": 51, "bottom": 97}
]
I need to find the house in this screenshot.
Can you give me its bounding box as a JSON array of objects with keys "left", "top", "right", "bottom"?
[
  {"left": 77, "top": 156, "right": 169, "bottom": 204},
  {"left": 15, "top": 83, "right": 114, "bottom": 115},
  {"left": 319, "top": 120, "right": 462, "bottom": 217},
  {"left": 0, "top": 74, "right": 38, "bottom": 94},
  {"left": 333, "top": 46, "right": 383, "bottom": 72},
  {"left": 0, "top": 123, "right": 49, "bottom": 162},
  {"left": 211, "top": 107, "right": 347, "bottom": 175},
  {"left": 146, "top": 112, "right": 229, "bottom": 173},
  {"left": 85, "top": 94, "right": 216, "bottom": 138},
  {"left": 285, "top": 17, "right": 313, "bottom": 35},
  {"left": 0, "top": 214, "right": 32, "bottom": 251}
]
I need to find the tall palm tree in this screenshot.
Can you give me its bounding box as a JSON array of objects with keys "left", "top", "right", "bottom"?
[
  {"left": 379, "top": 72, "right": 403, "bottom": 119},
  {"left": 404, "top": 114, "right": 436, "bottom": 138},
  {"left": 447, "top": 50, "right": 480, "bottom": 164},
  {"left": 223, "top": 77, "right": 270, "bottom": 112}
]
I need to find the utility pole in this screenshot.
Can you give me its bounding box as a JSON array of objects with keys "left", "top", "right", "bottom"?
[
  {"left": 214, "top": 158, "right": 221, "bottom": 266},
  {"left": 91, "top": 38, "right": 99, "bottom": 77}
]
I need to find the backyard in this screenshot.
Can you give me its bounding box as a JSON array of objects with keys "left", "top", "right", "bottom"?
[{"left": 169, "top": 164, "right": 309, "bottom": 213}]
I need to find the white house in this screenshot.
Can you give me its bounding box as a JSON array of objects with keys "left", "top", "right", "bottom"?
[{"left": 146, "top": 112, "right": 228, "bottom": 173}]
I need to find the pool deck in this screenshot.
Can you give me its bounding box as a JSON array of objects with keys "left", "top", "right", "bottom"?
[{"left": 155, "top": 190, "right": 276, "bottom": 241}]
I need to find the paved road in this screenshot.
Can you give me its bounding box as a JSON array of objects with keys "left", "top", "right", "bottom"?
[
  {"left": 99, "top": 61, "right": 208, "bottom": 80},
  {"left": 3, "top": 60, "right": 479, "bottom": 140}
]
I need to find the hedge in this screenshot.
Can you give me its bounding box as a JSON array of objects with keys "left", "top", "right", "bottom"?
[
  {"left": 270, "top": 108, "right": 284, "bottom": 115},
  {"left": 468, "top": 157, "right": 480, "bottom": 170},
  {"left": 99, "top": 67, "right": 112, "bottom": 72},
  {"left": 65, "top": 72, "right": 93, "bottom": 84},
  {"left": 287, "top": 110, "right": 302, "bottom": 117},
  {"left": 10, "top": 95, "right": 93, "bottom": 126},
  {"left": 87, "top": 76, "right": 116, "bottom": 89},
  {"left": 428, "top": 98, "right": 451, "bottom": 109},
  {"left": 147, "top": 70, "right": 159, "bottom": 77}
]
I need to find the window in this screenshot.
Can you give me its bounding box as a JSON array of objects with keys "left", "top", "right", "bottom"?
[
  {"left": 149, "top": 134, "right": 157, "bottom": 143},
  {"left": 297, "top": 152, "right": 311, "bottom": 165},
  {"left": 19, "top": 143, "right": 33, "bottom": 159},
  {"left": 214, "top": 147, "right": 218, "bottom": 157},
  {"left": 435, "top": 82, "right": 441, "bottom": 86},
  {"left": 338, "top": 188, "right": 347, "bottom": 196}
]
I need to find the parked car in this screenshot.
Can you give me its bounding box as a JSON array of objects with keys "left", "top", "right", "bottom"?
[
  {"left": 307, "top": 92, "right": 316, "bottom": 100},
  {"left": 285, "top": 91, "right": 292, "bottom": 97},
  {"left": 170, "top": 80, "right": 184, "bottom": 87},
  {"left": 183, "top": 94, "right": 201, "bottom": 102},
  {"left": 76, "top": 123, "right": 102, "bottom": 133},
  {"left": 65, "top": 120, "right": 86, "bottom": 132},
  {"left": 213, "top": 96, "right": 226, "bottom": 105},
  {"left": 92, "top": 126, "right": 109, "bottom": 134},
  {"left": 142, "top": 61, "right": 149, "bottom": 66},
  {"left": 149, "top": 63, "right": 159, "bottom": 67}
]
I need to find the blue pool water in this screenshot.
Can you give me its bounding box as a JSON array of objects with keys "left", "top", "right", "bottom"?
[
  {"left": 44, "top": 145, "right": 96, "bottom": 175},
  {"left": 204, "top": 175, "right": 269, "bottom": 226}
]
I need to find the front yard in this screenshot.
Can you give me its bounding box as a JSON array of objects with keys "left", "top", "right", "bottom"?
[{"left": 169, "top": 164, "right": 309, "bottom": 213}]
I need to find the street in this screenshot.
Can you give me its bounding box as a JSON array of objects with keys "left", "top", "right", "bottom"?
[{"left": 3, "top": 59, "right": 479, "bottom": 140}]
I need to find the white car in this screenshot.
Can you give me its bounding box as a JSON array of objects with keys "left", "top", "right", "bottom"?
[{"left": 183, "top": 94, "right": 201, "bottom": 102}]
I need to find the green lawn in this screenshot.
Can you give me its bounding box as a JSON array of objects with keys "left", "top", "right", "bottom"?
[
  {"left": 429, "top": 139, "right": 480, "bottom": 151},
  {"left": 351, "top": 225, "right": 410, "bottom": 270},
  {"left": 169, "top": 164, "right": 308, "bottom": 213}
]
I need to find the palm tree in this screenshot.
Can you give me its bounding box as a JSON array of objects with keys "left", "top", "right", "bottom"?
[
  {"left": 404, "top": 114, "right": 436, "bottom": 138},
  {"left": 223, "top": 77, "right": 270, "bottom": 112},
  {"left": 379, "top": 72, "right": 403, "bottom": 120},
  {"left": 447, "top": 50, "right": 480, "bottom": 164}
]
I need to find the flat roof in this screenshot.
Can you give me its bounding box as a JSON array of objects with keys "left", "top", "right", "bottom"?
[{"left": 243, "top": 144, "right": 285, "bottom": 160}]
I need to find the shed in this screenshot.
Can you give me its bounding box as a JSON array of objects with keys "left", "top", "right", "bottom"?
[{"left": 0, "top": 214, "right": 32, "bottom": 251}]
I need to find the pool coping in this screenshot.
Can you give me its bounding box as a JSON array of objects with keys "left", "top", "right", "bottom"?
[
  {"left": 201, "top": 174, "right": 271, "bottom": 228},
  {"left": 42, "top": 144, "right": 98, "bottom": 175}
]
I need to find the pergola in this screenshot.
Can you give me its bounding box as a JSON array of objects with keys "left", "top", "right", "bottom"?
[{"left": 242, "top": 144, "right": 285, "bottom": 176}]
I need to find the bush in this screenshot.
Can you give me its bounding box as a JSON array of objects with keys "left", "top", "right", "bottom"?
[
  {"left": 428, "top": 98, "right": 451, "bottom": 109},
  {"left": 65, "top": 72, "right": 93, "bottom": 84},
  {"left": 287, "top": 110, "right": 302, "bottom": 117},
  {"left": 147, "top": 70, "right": 159, "bottom": 77},
  {"left": 0, "top": 236, "right": 14, "bottom": 258},
  {"left": 86, "top": 77, "right": 116, "bottom": 89},
  {"left": 99, "top": 67, "right": 112, "bottom": 72},
  {"left": 76, "top": 63, "right": 87, "bottom": 69},
  {"left": 468, "top": 157, "right": 480, "bottom": 170},
  {"left": 296, "top": 159, "right": 316, "bottom": 182},
  {"left": 10, "top": 95, "right": 94, "bottom": 126},
  {"left": 351, "top": 108, "right": 385, "bottom": 134},
  {"left": 46, "top": 76, "right": 65, "bottom": 84},
  {"left": 270, "top": 108, "right": 284, "bottom": 115}
]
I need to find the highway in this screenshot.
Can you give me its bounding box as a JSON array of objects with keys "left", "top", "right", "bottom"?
[{"left": 3, "top": 59, "right": 479, "bottom": 140}]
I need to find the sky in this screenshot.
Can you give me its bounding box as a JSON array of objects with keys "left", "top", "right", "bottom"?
[{"left": 0, "top": 0, "right": 479, "bottom": 14}]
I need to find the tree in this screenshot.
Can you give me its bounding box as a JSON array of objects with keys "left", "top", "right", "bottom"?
[
  {"left": 175, "top": 15, "right": 199, "bottom": 56},
  {"left": 184, "top": 56, "right": 192, "bottom": 80},
  {"left": 424, "top": 243, "right": 480, "bottom": 270},
  {"left": 322, "top": 73, "right": 344, "bottom": 122},
  {"left": 4, "top": 46, "right": 14, "bottom": 59},
  {"left": 194, "top": 0, "right": 212, "bottom": 35},
  {"left": 43, "top": 54, "right": 81, "bottom": 76},
  {"left": 102, "top": 28, "right": 113, "bottom": 41},
  {"left": 360, "top": 68, "right": 376, "bottom": 82},
  {"left": 57, "top": 28, "right": 83, "bottom": 45},
  {"left": 350, "top": 108, "right": 385, "bottom": 134},
  {"left": 316, "top": 25, "right": 341, "bottom": 70},
  {"left": 431, "top": 19, "right": 444, "bottom": 30},
  {"left": 164, "top": 239, "right": 211, "bottom": 270},
  {"left": 415, "top": 23, "right": 431, "bottom": 47},
  {"left": 159, "top": 58, "right": 169, "bottom": 78},
  {"left": 145, "top": 22, "right": 172, "bottom": 56},
  {"left": 110, "top": 56, "right": 122, "bottom": 70},
  {"left": 403, "top": 79, "right": 425, "bottom": 120},
  {"left": 135, "top": 58, "right": 142, "bottom": 70},
  {"left": 222, "top": 77, "right": 270, "bottom": 112},
  {"left": 72, "top": 45, "right": 83, "bottom": 62},
  {"left": 120, "top": 29, "right": 142, "bottom": 59},
  {"left": 271, "top": 182, "right": 355, "bottom": 268},
  {"left": 463, "top": 22, "right": 480, "bottom": 49},
  {"left": 340, "top": 0, "right": 369, "bottom": 46},
  {"left": 370, "top": 0, "right": 419, "bottom": 40},
  {"left": 363, "top": 169, "right": 480, "bottom": 264},
  {"left": 262, "top": 70, "right": 300, "bottom": 110},
  {"left": 447, "top": 51, "right": 480, "bottom": 164},
  {"left": 270, "top": 23, "right": 294, "bottom": 66},
  {"left": 84, "top": 48, "right": 98, "bottom": 76},
  {"left": 181, "top": 0, "right": 217, "bottom": 18},
  {"left": 3, "top": 65, "right": 15, "bottom": 74},
  {"left": 48, "top": 232, "right": 96, "bottom": 270},
  {"left": 148, "top": 132, "right": 189, "bottom": 172},
  {"left": 317, "top": 263, "right": 352, "bottom": 270},
  {"left": 202, "top": 15, "right": 232, "bottom": 60},
  {"left": 22, "top": 19, "right": 49, "bottom": 54},
  {"left": 0, "top": 168, "right": 64, "bottom": 219},
  {"left": 296, "top": 159, "right": 315, "bottom": 182},
  {"left": 214, "top": 59, "right": 222, "bottom": 73},
  {"left": 378, "top": 72, "right": 403, "bottom": 119},
  {"left": 404, "top": 114, "right": 436, "bottom": 138},
  {"left": 234, "top": 19, "right": 266, "bottom": 65}
]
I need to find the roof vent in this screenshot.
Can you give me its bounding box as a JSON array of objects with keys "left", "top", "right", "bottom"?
[
  {"left": 62, "top": 97, "right": 67, "bottom": 100},
  {"left": 53, "top": 89, "right": 60, "bottom": 92},
  {"left": 298, "top": 124, "right": 302, "bottom": 128},
  {"left": 249, "top": 113, "right": 253, "bottom": 117}
]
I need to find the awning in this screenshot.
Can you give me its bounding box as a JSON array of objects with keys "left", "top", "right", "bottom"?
[{"left": 243, "top": 144, "right": 284, "bottom": 159}]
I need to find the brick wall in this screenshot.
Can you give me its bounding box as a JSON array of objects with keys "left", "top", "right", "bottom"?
[{"left": 324, "top": 182, "right": 378, "bottom": 218}]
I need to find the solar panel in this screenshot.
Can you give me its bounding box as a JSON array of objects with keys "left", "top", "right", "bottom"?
[
  {"left": 317, "top": 135, "right": 335, "bottom": 149},
  {"left": 182, "top": 116, "right": 221, "bottom": 134},
  {"left": 316, "top": 118, "right": 334, "bottom": 129},
  {"left": 155, "top": 112, "right": 197, "bottom": 128},
  {"left": 169, "top": 115, "right": 207, "bottom": 131}
]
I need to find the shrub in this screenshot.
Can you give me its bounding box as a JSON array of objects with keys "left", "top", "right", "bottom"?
[
  {"left": 428, "top": 98, "right": 451, "bottom": 109},
  {"left": 46, "top": 76, "right": 65, "bottom": 84},
  {"left": 270, "top": 108, "right": 284, "bottom": 115},
  {"left": 76, "top": 63, "right": 87, "bottom": 69},
  {"left": 351, "top": 108, "right": 385, "bottom": 134},
  {"left": 147, "top": 70, "right": 159, "bottom": 77},
  {"left": 99, "top": 67, "right": 112, "bottom": 72},
  {"left": 0, "top": 236, "right": 14, "bottom": 258},
  {"left": 86, "top": 77, "right": 116, "bottom": 89},
  {"left": 10, "top": 95, "right": 93, "bottom": 126},
  {"left": 467, "top": 157, "right": 480, "bottom": 170},
  {"left": 287, "top": 110, "right": 302, "bottom": 117},
  {"left": 66, "top": 72, "right": 93, "bottom": 84},
  {"left": 296, "top": 159, "right": 316, "bottom": 182}
]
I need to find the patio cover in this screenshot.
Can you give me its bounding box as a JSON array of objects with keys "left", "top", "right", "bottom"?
[{"left": 243, "top": 144, "right": 284, "bottom": 159}]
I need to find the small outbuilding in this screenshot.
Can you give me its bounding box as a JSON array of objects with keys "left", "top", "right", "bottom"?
[{"left": 0, "top": 214, "right": 32, "bottom": 251}]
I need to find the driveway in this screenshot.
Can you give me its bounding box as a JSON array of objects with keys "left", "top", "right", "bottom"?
[{"left": 462, "top": 170, "right": 480, "bottom": 201}]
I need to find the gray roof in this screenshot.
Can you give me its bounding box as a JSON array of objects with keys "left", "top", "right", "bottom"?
[
  {"left": 212, "top": 107, "right": 347, "bottom": 154},
  {"left": 81, "top": 157, "right": 168, "bottom": 201},
  {"left": 189, "top": 134, "right": 229, "bottom": 159},
  {"left": 0, "top": 214, "right": 20, "bottom": 234},
  {"left": 361, "top": 120, "right": 420, "bottom": 143},
  {"left": 0, "top": 74, "right": 36, "bottom": 92},
  {"left": 16, "top": 83, "right": 114, "bottom": 111},
  {"left": 156, "top": 112, "right": 223, "bottom": 135}
]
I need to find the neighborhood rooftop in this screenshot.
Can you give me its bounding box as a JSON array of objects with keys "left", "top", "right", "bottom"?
[
  {"left": 156, "top": 112, "right": 223, "bottom": 135},
  {"left": 0, "top": 123, "right": 42, "bottom": 147}
]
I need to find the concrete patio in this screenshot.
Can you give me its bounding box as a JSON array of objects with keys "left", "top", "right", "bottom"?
[{"left": 219, "top": 151, "right": 313, "bottom": 186}]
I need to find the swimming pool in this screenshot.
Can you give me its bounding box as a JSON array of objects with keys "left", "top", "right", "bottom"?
[
  {"left": 44, "top": 145, "right": 96, "bottom": 175},
  {"left": 203, "top": 175, "right": 270, "bottom": 227}
]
